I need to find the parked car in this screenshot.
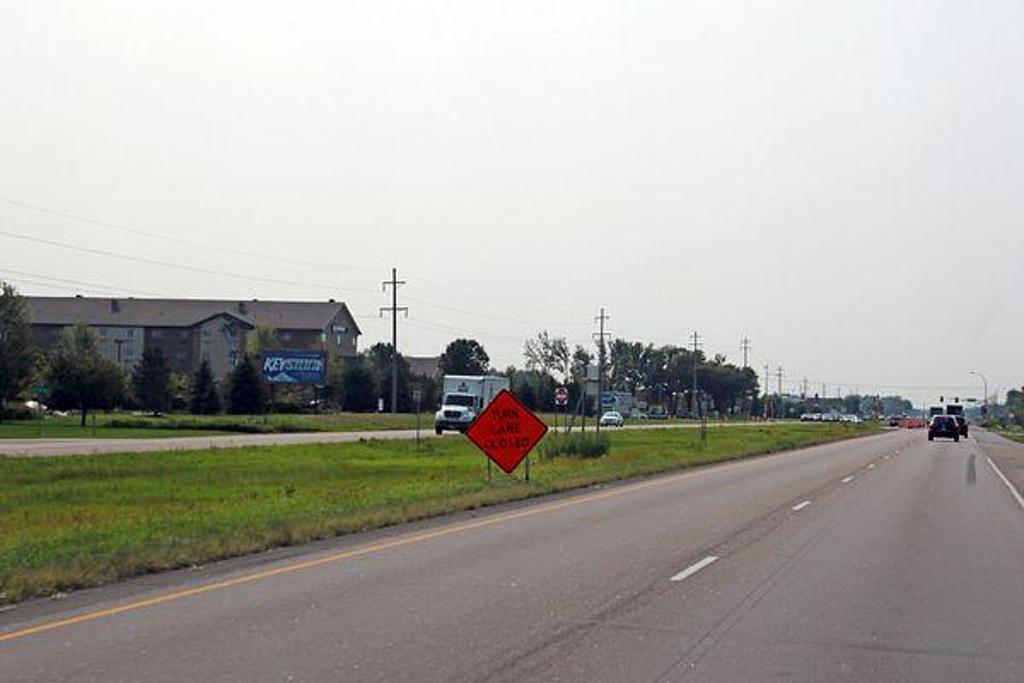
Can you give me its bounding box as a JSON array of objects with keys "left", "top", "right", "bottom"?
[
  {"left": 599, "top": 411, "right": 625, "bottom": 427},
  {"left": 928, "top": 415, "right": 960, "bottom": 442}
]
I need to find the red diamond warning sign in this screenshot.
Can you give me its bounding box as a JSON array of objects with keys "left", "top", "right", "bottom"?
[{"left": 466, "top": 389, "right": 549, "bottom": 475}]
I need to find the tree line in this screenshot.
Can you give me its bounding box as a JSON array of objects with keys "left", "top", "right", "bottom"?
[{"left": 1, "top": 281, "right": 924, "bottom": 419}]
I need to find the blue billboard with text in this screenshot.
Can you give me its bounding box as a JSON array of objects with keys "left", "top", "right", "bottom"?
[{"left": 262, "top": 351, "right": 327, "bottom": 385}]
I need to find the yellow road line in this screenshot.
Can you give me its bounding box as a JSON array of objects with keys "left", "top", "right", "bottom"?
[{"left": 0, "top": 437, "right": 853, "bottom": 644}]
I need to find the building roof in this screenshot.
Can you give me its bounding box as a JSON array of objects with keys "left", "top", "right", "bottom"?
[
  {"left": 24, "top": 296, "right": 362, "bottom": 335},
  {"left": 406, "top": 355, "right": 441, "bottom": 379}
]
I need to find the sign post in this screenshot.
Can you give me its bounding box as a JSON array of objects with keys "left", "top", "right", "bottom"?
[
  {"left": 466, "top": 390, "right": 548, "bottom": 481},
  {"left": 555, "top": 386, "right": 569, "bottom": 434},
  {"left": 33, "top": 384, "right": 49, "bottom": 437},
  {"left": 412, "top": 388, "right": 423, "bottom": 450}
]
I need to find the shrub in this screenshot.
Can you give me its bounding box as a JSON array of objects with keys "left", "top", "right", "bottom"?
[
  {"left": 1, "top": 404, "right": 34, "bottom": 421},
  {"left": 542, "top": 431, "right": 611, "bottom": 459}
]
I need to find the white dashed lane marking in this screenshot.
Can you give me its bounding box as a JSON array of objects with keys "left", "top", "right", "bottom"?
[{"left": 670, "top": 556, "right": 719, "bottom": 582}]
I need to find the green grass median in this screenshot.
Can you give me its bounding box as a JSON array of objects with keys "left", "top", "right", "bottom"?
[
  {"left": 0, "top": 412, "right": 436, "bottom": 439},
  {"left": 0, "top": 422, "right": 878, "bottom": 604}
]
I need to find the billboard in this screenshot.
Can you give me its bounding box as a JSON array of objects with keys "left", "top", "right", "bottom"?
[{"left": 261, "top": 351, "right": 327, "bottom": 385}]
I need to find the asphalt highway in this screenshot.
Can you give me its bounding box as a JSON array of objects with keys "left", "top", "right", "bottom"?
[{"left": 3, "top": 428, "right": 1024, "bottom": 682}]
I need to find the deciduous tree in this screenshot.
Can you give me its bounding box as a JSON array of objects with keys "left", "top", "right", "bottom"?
[
  {"left": 47, "top": 323, "right": 126, "bottom": 426},
  {"left": 439, "top": 338, "right": 490, "bottom": 375},
  {"left": 0, "top": 282, "right": 36, "bottom": 419}
]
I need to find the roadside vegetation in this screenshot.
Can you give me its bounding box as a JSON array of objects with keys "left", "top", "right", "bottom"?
[
  {"left": 0, "top": 422, "right": 878, "bottom": 604},
  {"left": 993, "top": 425, "right": 1024, "bottom": 444},
  {"left": 0, "top": 411, "right": 769, "bottom": 440}
]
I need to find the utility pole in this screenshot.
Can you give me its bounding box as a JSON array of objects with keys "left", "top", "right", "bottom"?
[
  {"left": 802, "top": 377, "right": 809, "bottom": 398},
  {"left": 971, "top": 371, "right": 988, "bottom": 419},
  {"left": 763, "top": 363, "right": 772, "bottom": 420},
  {"left": 740, "top": 337, "right": 751, "bottom": 369},
  {"left": 691, "top": 331, "right": 702, "bottom": 417},
  {"left": 380, "top": 268, "right": 408, "bottom": 414},
  {"left": 776, "top": 366, "right": 784, "bottom": 396},
  {"left": 593, "top": 308, "right": 611, "bottom": 432}
]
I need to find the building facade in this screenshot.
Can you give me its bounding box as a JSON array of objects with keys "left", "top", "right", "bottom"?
[{"left": 26, "top": 296, "right": 361, "bottom": 378}]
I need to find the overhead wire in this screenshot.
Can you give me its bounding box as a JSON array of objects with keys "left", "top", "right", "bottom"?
[
  {"left": 0, "top": 229, "right": 378, "bottom": 295},
  {"left": 0, "top": 196, "right": 381, "bottom": 274},
  {"left": 0, "top": 266, "right": 168, "bottom": 297}
]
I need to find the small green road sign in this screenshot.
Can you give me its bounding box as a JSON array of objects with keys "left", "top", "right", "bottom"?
[{"left": 32, "top": 384, "right": 50, "bottom": 397}]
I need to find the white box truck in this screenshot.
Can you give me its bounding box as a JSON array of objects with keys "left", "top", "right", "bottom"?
[{"left": 435, "top": 375, "right": 510, "bottom": 434}]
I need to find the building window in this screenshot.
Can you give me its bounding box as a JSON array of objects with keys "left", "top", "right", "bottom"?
[{"left": 229, "top": 351, "right": 239, "bottom": 368}]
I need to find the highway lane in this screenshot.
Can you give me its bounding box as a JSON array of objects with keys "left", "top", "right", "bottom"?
[
  {"left": 0, "top": 420, "right": 793, "bottom": 457},
  {"left": 4, "top": 428, "right": 1024, "bottom": 681}
]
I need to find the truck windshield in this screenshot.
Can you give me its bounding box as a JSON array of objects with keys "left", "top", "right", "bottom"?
[{"left": 444, "top": 394, "right": 476, "bottom": 407}]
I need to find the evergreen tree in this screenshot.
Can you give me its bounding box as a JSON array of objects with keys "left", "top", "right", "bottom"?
[
  {"left": 190, "top": 358, "right": 222, "bottom": 415},
  {"left": 132, "top": 347, "right": 171, "bottom": 413},
  {"left": 228, "top": 354, "right": 267, "bottom": 414},
  {"left": 340, "top": 358, "right": 377, "bottom": 412}
]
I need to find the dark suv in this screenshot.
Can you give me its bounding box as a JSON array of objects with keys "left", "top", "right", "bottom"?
[
  {"left": 928, "top": 415, "right": 960, "bottom": 442},
  {"left": 952, "top": 415, "right": 969, "bottom": 438}
]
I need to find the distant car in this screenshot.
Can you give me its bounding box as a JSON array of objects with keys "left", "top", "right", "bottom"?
[
  {"left": 799, "top": 413, "right": 814, "bottom": 422},
  {"left": 840, "top": 414, "right": 862, "bottom": 423},
  {"left": 928, "top": 415, "right": 960, "bottom": 442},
  {"left": 952, "top": 415, "right": 969, "bottom": 438},
  {"left": 647, "top": 410, "right": 669, "bottom": 420},
  {"left": 599, "top": 411, "right": 625, "bottom": 427}
]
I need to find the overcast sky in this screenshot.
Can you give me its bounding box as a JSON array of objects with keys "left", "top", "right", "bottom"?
[{"left": 2, "top": 1, "right": 1022, "bottom": 406}]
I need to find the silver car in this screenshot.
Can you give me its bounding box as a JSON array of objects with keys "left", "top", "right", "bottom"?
[{"left": 599, "top": 411, "right": 625, "bottom": 427}]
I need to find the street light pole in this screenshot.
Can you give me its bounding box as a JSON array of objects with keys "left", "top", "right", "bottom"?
[{"left": 970, "top": 371, "right": 988, "bottom": 419}]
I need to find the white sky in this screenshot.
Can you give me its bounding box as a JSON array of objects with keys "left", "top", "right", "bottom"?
[{"left": 2, "top": 1, "right": 1022, "bottom": 407}]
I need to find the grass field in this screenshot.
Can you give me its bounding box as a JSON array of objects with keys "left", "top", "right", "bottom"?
[
  {"left": 994, "top": 425, "right": 1024, "bottom": 444},
  {"left": 0, "top": 422, "right": 878, "bottom": 603}
]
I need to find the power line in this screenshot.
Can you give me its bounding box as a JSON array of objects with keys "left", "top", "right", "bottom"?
[
  {"left": 0, "top": 196, "right": 380, "bottom": 274},
  {"left": 409, "top": 273, "right": 583, "bottom": 318},
  {"left": 403, "top": 294, "right": 591, "bottom": 329},
  {"left": 0, "top": 229, "right": 378, "bottom": 294},
  {"left": 0, "top": 268, "right": 167, "bottom": 297}
]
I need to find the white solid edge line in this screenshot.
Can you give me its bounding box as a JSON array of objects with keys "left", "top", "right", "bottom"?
[
  {"left": 841, "top": 476, "right": 855, "bottom": 484},
  {"left": 670, "top": 555, "right": 719, "bottom": 582},
  {"left": 792, "top": 500, "right": 812, "bottom": 511},
  {"left": 867, "top": 463, "right": 876, "bottom": 470},
  {"left": 985, "top": 456, "right": 1024, "bottom": 512}
]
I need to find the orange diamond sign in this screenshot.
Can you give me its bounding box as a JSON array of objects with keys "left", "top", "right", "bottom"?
[{"left": 466, "top": 389, "right": 549, "bottom": 474}]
